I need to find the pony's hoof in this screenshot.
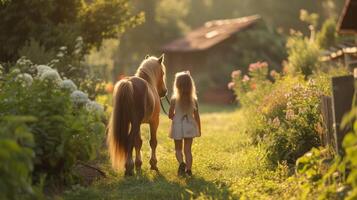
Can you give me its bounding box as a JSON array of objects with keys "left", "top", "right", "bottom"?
[
  {"left": 150, "top": 166, "right": 159, "bottom": 171},
  {"left": 135, "top": 166, "right": 142, "bottom": 173},
  {"left": 125, "top": 170, "right": 134, "bottom": 176}
]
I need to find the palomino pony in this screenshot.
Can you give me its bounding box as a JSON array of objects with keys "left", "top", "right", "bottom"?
[{"left": 107, "top": 55, "right": 167, "bottom": 176}]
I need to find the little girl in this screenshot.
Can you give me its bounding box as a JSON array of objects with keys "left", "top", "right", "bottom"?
[{"left": 169, "top": 71, "right": 201, "bottom": 176}]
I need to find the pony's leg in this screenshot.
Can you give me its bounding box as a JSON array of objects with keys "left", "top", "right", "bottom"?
[
  {"left": 125, "top": 128, "right": 136, "bottom": 176},
  {"left": 134, "top": 132, "right": 143, "bottom": 171},
  {"left": 149, "top": 120, "right": 159, "bottom": 171}
]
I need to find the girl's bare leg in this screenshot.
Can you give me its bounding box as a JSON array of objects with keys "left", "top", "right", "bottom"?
[
  {"left": 174, "top": 140, "right": 183, "bottom": 164},
  {"left": 184, "top": 138, "right": 193, "bottom": 170}
]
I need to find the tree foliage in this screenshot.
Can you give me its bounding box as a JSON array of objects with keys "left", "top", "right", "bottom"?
[{"left": 0, "top": 0, "right": 140, "bottom": 62}]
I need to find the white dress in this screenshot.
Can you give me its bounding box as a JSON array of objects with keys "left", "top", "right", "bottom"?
[{"left": 169, "top": 100, "right": 199, "bottom": 140}]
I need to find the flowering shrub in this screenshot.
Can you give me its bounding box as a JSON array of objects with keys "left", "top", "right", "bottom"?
[
  {"left": 262, "top": 78, "right": 323, "bottom": 166},
  {"left": 12, "top": 37, "right": 107, "bottom": 100},
  {"left": 0, "top": 60, "right": 106, "bottom": 183},
  {"left": 228, "top": 56, "right": 349, "bottom": 167},
  {"left": 86, "top": 101, "right": 104, "bottom": 115},
  {"left": 36, "top": 65, "right": 53, "bottom": 76},
  {"left": 228, "top": 61, "right": 274, "bottom": 107},
  {"left": 230, "top": 65, "right": 326, "bottom": 166},
  {"left": 39, "top": 70, "right": 62, "bottom": 84},
  {"left": 60, "top": 79, "right": 78, "bottom": 92},
  {"left": 16, "top": 73, "right": 33, "bottom": 86},
  {"left": 71, "top": 90, "right": 90, "bottom": 105}
]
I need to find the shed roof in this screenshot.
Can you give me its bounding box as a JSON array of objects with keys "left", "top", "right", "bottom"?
[
  {"left": 162, "top": 15, "right": 261, "bottom": 52},
  {"left": 338, "top": 0, "right": 357, "bottom": 33}
]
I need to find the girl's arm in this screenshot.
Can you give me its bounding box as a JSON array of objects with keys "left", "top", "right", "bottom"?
[
  {"left": 168, "top": 99, "right": 175, "bottom": 120},
  {"left": 193, "top": 101, "right": 201, "bottom": 136}
]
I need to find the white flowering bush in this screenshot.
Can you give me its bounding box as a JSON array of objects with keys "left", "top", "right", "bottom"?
[
  {"left": 36, "top": 65, "right": 53, "bottom": 76},
  {"left": 86, "top": 101, "right": 104, "bottom": 115},
  {"left": 15, "top": 56, "right": 33, "bottom": 69},
  {"left": 0, "top": 58, "right": 106, "bottom": 183},
  {"left": 39, "top": 69, "right": 62, "bottom": 83},
  {"left": 71, "top": 90, "right": 89, "bottom": 104},
  {"left": 10, "top": 68, "right": 21, "bottom": 74},
  {"left": 16, "top": 73, "right": 33, "bottom": 86},
  {"left": 60, "top": 79, "right": 77, "bottom": 92}
]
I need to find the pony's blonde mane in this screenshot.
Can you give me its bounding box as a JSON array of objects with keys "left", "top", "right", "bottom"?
[
  {"left": 172, "top": 71, "right": 197, "bottom": 113},
  {"left": 135, "top": 56, "right": 166, "bottom": 87}
]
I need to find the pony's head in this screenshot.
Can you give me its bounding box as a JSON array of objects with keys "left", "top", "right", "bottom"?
[{"left": 136, "top": 54, "right": 167, "bottom": 97}]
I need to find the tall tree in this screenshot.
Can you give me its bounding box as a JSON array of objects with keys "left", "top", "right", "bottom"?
[{"left": 0, "top": 0, "right": 139, "bottom": 62}]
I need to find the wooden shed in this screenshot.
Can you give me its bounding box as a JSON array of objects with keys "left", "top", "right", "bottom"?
[
  {"left": 320, "top": 0, "right": 357, "bottom": 68},
  {"left": 162, "top": 15, "right": 261, "bottom": 104},
  {"left": 338, "top": 0, "right": 357, "bottom": 34}
]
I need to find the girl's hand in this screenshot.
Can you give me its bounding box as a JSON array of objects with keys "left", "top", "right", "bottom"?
[{"left": 168, "top": 99, "right": 175, "bottom": 120}]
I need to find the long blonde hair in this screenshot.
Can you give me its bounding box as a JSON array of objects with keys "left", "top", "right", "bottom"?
[{"left": 172, "top": 71, "right": 197, "bottom": 113}]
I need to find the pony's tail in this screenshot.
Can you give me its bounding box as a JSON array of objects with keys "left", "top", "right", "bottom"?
[{"left": 107, "top": 79, "right": 134, "bottom": 171}]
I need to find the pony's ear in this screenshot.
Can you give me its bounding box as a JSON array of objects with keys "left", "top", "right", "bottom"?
[
  {"left": 145, "top": 54, "right": 150, "bottom": 59},
  {"left": 185, "top": 70, "right": 191, "bottom": 75},
  {"left": 158, "top": 54, "right": 165, "bottom": 64}
]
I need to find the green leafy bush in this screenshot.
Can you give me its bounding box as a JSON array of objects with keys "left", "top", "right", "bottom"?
[
  {"left": 341, "top": 123, "right": 357, "bottom": 200},
  {"left": 286, "top": 33, "right": 320, "bottom": 78},
  {"left": 0, "top": 62, "right": 106, "bottom": 183},
  {"left": 292, "top": 106, "right": 357, "bottom": 200},
  {"left": 0, "top": 116, "right": 37, "bottom": 199},
  {"left": 316, "top": 19, "right": 338, "bottom": 49}
]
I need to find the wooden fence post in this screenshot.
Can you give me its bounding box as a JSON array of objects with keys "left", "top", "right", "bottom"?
[
  {"left": 320, "top": 96, "right": 335, "bottom": 149},
  {"left": 331, "top": 75, "right": 354, "bottom": 155}
]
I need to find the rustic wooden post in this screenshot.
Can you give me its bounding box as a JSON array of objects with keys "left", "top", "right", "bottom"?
[
  {"left": 320, "top": 96, "right": 334, "bottom": 148},
  {"left": 331, "top": 75, "right": 354, "bottom": 155}
]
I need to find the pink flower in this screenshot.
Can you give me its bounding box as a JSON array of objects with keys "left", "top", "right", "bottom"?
[
  {"left": 242, "top": 75, "right": 250, "bottom": 82},
  {"left": 227, "top": 82, "right": 235, "bottom": 90},
  {"left": 231, "top": 70, "right": 241, "bottom": 78},
  {"left": 270, "top": 70, "right": 278, "bottom": 78},
  {"left": 249, "top": 63, "right": 258, "bottom": 72},
  {"left": 249, "top": 61, "right": 269, "bottom": 72},
  {"left": 282, "top": 62, "right": 289, "bottom": 74},
  {"left": 260, "top": 62, "right": 268, "bottom": 68}
]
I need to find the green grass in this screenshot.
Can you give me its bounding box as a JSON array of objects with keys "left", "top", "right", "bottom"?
[{"left": 62, "top": 107, "right": 298, "bottom": 200}]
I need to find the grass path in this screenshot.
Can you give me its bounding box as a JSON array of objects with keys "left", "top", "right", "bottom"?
[{"left": 63, "top": 106, "right": 294, "bottom": 200}]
